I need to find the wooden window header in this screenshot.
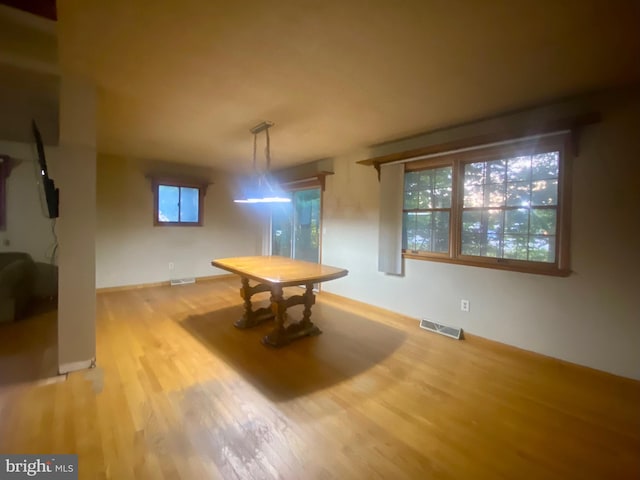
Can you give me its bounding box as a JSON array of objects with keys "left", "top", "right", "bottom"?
[
  {"left": 358, "top": 112, "right": 601, "bottom": 180},
  {"left": 279, "top": 171, "right": 334, "bottom": 192}
]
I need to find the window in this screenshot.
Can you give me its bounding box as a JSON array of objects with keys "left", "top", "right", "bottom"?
[
  {"left": 269, "top": 172, "right": 331, "bottom": 263},
  {"left": 402, "top": 134, "right": 571, "bottom": 275},
  {"left": 271, "top": 188, "right": 321, "bottom": 263},
  {"left": 403, "top": 165, "right": 452, "bottom": 254},
  {"left": 152, "top": 179, "right": 205, "bottom": 226}
]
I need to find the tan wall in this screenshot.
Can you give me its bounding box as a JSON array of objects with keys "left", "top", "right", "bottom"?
[
  {"left": 56, "top": 75, "right": 96, "bottom": 372},
  {"left": 96, "top": 155, "right": 264, "bottom": 289},
  {"left": 320, "top": 87, "right": 640, "bottom": 380}
]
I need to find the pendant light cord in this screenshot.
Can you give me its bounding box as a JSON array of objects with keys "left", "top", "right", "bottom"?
[
  {"left": 248, "top": 120, "right": 273, "bottom": 173},
  {"left": 265, "top": 127, "right": 271, "bottom": 171},
  {"left": 252, "top": 132, "right": 257, "bottom": 173}
]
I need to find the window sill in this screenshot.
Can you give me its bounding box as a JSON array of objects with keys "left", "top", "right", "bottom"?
[
  {"left": 154, "top": 222, "right": 203, "bottom": 227},
  {"left": 402, "top": 252, "right": 571, "bottom": 277}
]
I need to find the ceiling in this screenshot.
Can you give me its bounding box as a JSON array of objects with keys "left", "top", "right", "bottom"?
[
  {"left": 0, "top": 63, "right": 58, "bottom": 144},
  {"left": 18, "top": 1, "right": 640, "bottom": 172}
]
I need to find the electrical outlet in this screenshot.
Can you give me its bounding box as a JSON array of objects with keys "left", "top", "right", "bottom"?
[{"left": 461, "top": 299, "right": 470, "bottom": 312}]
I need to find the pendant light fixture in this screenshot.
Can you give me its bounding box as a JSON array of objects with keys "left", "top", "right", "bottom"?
[{"left": 233, "top": 121, "right": 291, "bottom": 204}]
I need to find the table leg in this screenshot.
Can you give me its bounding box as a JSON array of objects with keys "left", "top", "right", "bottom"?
[
  {"left": 301, "top": 283, "right": 315, "bottom": 327},
  {"left": 296, "top": 283, "right": 321, "bottom": 339},
  {"left": 262, "top": 285, "right": 286, "bottom": 346},
  {"left": 235, "top": 277, "right": 275, "bottom": 328},
  {"left": 262, "top": 283, "right": 321, "bottom": 347}
]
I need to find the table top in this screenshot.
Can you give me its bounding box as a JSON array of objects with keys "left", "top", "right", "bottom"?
[{"left": 211, "top": 256, "right": 348, "bottom": 287}]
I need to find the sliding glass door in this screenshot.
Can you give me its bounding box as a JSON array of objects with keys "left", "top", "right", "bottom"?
[{"left": 271, "top": 188, "right": 321, "bottom": 263}]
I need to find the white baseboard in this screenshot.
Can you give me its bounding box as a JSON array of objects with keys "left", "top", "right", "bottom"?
[{"left": 59, "top": 358, "right": 95, "bottom": 374}]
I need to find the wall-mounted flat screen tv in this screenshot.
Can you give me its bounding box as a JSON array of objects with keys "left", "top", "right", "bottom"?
[{"left": 32, "top": 120, "right": 59, "bottom": 219}]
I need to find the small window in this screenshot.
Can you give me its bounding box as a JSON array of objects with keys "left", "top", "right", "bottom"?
[{"left": 152, "top": 179, "right": 205, "bottom": 226}]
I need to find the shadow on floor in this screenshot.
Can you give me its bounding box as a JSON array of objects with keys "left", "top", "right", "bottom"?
[
  {"left": 179, "top": 301, "right": 407, "bottom": 402},
  {"left": 0, "top": 306, "right": 58, "bottom": 388}
]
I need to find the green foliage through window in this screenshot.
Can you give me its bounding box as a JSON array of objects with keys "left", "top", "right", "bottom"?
[
  {"left": 403, "top": 166, "right": 452, "bottom": 254},
  {"left": 400, "top": 135, "right": 569, "bottom": 274},
  {"left": 271, "top": 188, "right": 321, "bottom": 263},
  {"left": 461, "top": 152, "right": 559, "bottom": 263}
]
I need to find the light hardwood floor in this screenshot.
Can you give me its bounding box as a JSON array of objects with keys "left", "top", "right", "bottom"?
[{"left": 0, "top": 278, "right": 638, "bottom": 479}]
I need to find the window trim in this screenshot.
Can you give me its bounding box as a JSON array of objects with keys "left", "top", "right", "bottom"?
[
  {"left": 402, "top": 134, "right": 572, "bottom": 276},
  {"left": 151, "top": 177, "right": 207, "bottom": 227},
  {"left": 0, "top": 155, "right": 20, "bottom": 231},
  {"left": 403, "top": 162, "right": 453, "bottom": 258}
]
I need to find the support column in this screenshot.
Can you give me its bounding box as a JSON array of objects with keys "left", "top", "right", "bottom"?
[{"left": 56, "top": 74, "right": 96, "bottom": 374}]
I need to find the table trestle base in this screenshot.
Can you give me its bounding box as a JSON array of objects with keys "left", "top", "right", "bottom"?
[{"left": 236, "top": 278, "right": 321, "bottom": 346}]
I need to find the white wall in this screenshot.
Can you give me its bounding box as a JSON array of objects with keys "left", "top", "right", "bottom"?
[
  {"left": 0, "top": 139, "right": 56, "bottom": 262},
  {"left": 96, "top": 155, "right": 264, "bottom": 289},
  {"left": 320, "top": 87, "right": 640, "bottom": 380}
]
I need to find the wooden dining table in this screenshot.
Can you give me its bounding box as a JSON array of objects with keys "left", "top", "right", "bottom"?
[{"left": 211, "top": 256, "right": 349, "bottom": 347}]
